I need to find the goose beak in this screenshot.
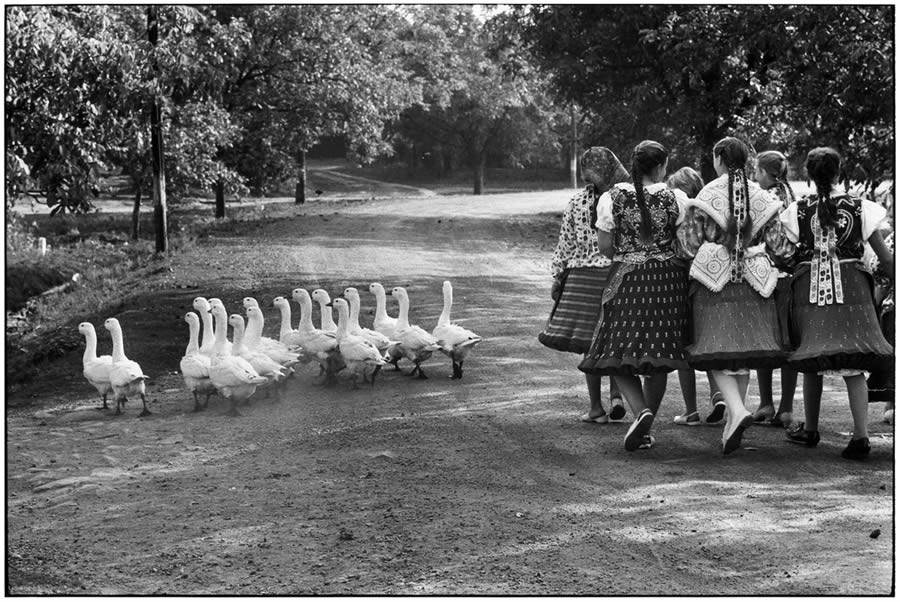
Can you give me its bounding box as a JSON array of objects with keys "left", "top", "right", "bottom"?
[{"left": 325, "top": 301, "right": 333, "bottom": 307}]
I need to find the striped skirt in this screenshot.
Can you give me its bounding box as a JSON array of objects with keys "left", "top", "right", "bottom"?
[
  {"left": 539, "top": 266, "right": 611, "bottom": 354},
  {"left": 788, "top": 262, "right": 893, "bottom": 374},
  {"left": 578, "top": 259, "right": 690, "bottom": 376}
]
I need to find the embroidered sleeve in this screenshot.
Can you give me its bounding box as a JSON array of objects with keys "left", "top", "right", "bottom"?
[
  {"left": 675, "top": 206, "right": 707, "bottom": 258},
  {"left": 595, "top": 190, "right": 615, "bottom": 232},
  {"left": 779, "top": 202, "right": 800, "bottom": 243},
  {"left": 762, "top": 214, "right": 797, "bottom": 270},
  {"left": 550, "top": 194, "right": 580, "bottom": 279},
  {"left": 861, "top": 199, "right": 889, "bottom": 241}
]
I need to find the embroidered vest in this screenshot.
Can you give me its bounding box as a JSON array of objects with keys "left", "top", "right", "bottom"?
[
  {"left": 795, "top": 194, "right": 865, "bottom": 306},
  {"left": 610, "top": 185, "right": 680, "bottom": 263}
]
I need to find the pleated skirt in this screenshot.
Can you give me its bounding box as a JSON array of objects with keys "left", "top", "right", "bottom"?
[
  {"left": 788, "top": 263, "right": 894, "bottom": 374},
  {"left": 578, "top": 258, "right": 690, "bottom": 376},
  {"left": 686, "top": 280, "right": 787, "bottom": 372},
  {"left": 539, "top": 266, "right": 611, "bottom": 354}
]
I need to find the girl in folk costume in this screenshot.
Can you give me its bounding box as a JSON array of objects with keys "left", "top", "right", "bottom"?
[
  {"left": 678, "top": 137, "right": 795, "bottom": 454},
  {"left": 782, "top": 147, "right": 893, "bottom": 460},
  {"left": 666, "top": 167, "right": 725, "bottom": 427},
  {"left": 541, "top": 147, "right": 630, "bottom": 423},
  {"left": 752, "top": 150, "right": 800, "bottom": 427},
  {"left": 579, "top": 140, "right": 691, "bottom": 452}
]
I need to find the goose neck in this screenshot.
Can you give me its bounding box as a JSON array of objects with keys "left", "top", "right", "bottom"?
[
  {"left": 109, "top": 325, "right": 127, "bottom": 362},
  {"left": 82, "top": 328, "right": 98, "bottom": 362},
  {"left": 397, "top": 294, "right": 410, "bottom": 328}
]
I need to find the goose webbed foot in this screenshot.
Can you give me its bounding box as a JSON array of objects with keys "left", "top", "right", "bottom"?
[
  {"left": 139, "top": 408, "right": 152, "bottom": 417},
  {"left": 224, "top": 398, "right": 241, "bottom": 417},
  {"left": 450, "top": 361, "right": 463, "bottom": 379},
  {"left": 415, "top": 364, "right": 428, "bottom": 380}
]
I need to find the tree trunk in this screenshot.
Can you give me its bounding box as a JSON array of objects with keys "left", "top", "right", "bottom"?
[
  {"left": 473, "top": 153, "right": 485, "bottom": 195},
  {"left": 294, "top": 150, "right": 307, "bottom": 204},
  {"left": 570, "top": 105, "right": 578, "bottom": 188},
  {"left": 215, "top": 181, "right": 225, "bottom": 219},
  {"left": 148, "top": 6, "right": 167, "bottom": 253},
  {"left": 131, "top": 183, "right": 141, "bottom": 240}
]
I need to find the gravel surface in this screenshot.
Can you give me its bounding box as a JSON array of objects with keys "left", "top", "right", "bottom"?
[{"left": 6, "top": 191, "right": 894, "bottom": 595}]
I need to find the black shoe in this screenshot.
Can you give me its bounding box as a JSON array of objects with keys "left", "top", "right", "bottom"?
[
  {"left": 785, "top": 422, "right": 820, "bottom": 447},
  {"left": 705, "top": 396, "right": 726, "bottom": 424},
  {"left": 841, "top": 437, "right": 870, "bottom": 460},
  {"left": 609, "top": 402, "right": 627, "bottom": 421}
]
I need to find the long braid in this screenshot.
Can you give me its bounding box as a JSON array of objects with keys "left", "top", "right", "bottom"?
[
  {"left": 724, "top": 167, "right": 738, "bottom": 249},
  {"left": 775, "top": 178, "right": 795, "bottom": 208},
  {"left": 806, "top": 148, "right": 841, "bottom": 231},
  {"left": 738, "top": 167, "right": 753, "bottom": 246},
  {"left": 814, "top": 175, "right": 837, "bottom": 230},
  {"left": 632, "top": 164, "right": 653, "bottom": 244}
]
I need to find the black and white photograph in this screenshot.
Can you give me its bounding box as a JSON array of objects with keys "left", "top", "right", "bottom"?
[{"left": 5, "top": 3, "right": 894, "bottom": 595}]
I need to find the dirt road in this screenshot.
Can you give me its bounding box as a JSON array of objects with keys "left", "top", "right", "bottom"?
[{"left": 6, "top": 191, "right": 894, "bottom": 595}]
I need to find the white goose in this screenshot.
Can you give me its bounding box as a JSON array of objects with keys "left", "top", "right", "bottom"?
[
  {"left": 329, "top": 297, "right": 387, "bottom": 388},
  {"left": 369, "top": 282, "right": 404, "bottom": 370},
  {"left": 311, "top": 289, "right": 338, "bottom": 334},
  {"left": 78, "top": 322, "right": 113, "bottom": 410},
  {"left": 244, "top": 305, "right": 300, "bottom": 369},
  {"left": 432, "top": 280, "right": 483, "bottom": 379},
  {"left": 242, "top": 297, "right": 302, "bottom": 359},
  {"left": 208, "top": 303, "right": 268, "bottom": 417},
  {"left": 390, "top": 286, "right": 442, "bottom": 379},
  {"left": 229, "top": 313, "right": 287, "bottom": 399},
  {"left": 103, "top": 317, "right": 151, "bottom": 416},
  {"left": 343, "top": 287, "right": 399, "bottom": 355},
  {"left": 193, "top": 296, "right": 229, "bottom": 356},
  {"left": 273, "top": 296, "right": 306, "bottom": 351},
  {"left": 291, "top": 287, "right": 342, "bottom": 383},
  {"left": 180, "top": 312, "right": 217, "bottom": 412}
]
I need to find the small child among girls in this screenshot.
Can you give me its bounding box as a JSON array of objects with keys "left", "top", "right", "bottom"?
[
  {"left": 677, "top": 137, "right": 795, "bottom": 454},
  {"left": 752, "top": 150, "right": 800, "bottom": 427},
  {"left": 578, "top": 140, "right": 692, "bottom": 451},
  {"left": 540, "top": 147, "right": 629, "bottom": 424},
  {"left": 782, "top": 147, "right": 894, "bottom": 460},
  {"left": 666, "top": 166, "right": 725, "bottom": 427}
]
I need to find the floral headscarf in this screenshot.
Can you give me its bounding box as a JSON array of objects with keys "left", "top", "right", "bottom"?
[{"left": 581, "top": 146, "right": 630, "bottom": 195}]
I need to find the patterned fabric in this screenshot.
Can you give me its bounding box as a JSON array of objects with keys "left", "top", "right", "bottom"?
[
  {"left": 550, "top": 187, "right": 613, "bottom": 280},
  {"left": 608, "top": 184, "right": 682, "bottom": 263},
  {"left": 787, "top": 261, "right": 893, "bottom": 373},
  {"left": 581, "top": 147, "right": 630, "bottom": 191},
  {"left": 686, "top": 280, "right": 787, "bottom": 372},
  {"left": 539, "top": 266, "right": 611, "bottom": 354},
  {"left": 578, "top": 259, "right": 690, "bottom": 376},
  {"left": 793, "top": 194, "right": 866, "bottom": 262},
  {"left": 679, "top": 174, "right": 789, "bottom": 297}
]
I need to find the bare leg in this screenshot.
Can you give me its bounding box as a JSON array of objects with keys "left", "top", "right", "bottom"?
[
  {"left": 614, "top": 374, "right": 647, "bottom": 417},
  {"left": 846, "top": 374, "right": 870, "bottom": 440},
  {"left": 713, "top": 370, "right": 754, "bottom": 453},
  {"left": 777, "top": 368, "right": 798, "bottom": 415},
  {"left": 802, "top": 373, "right": 824, "bottom": 432},
  {"left": 584, "top": 372, "right": 607, "bottom": 420},
  {"left": 643, "top": 373, "right": 668, "bottom": 415},
  {"left": 756, "top": 368, "right": 776, "bottom": 417},
  {"left": 677, "top": 369, "right": 697, "bottom": 415}
]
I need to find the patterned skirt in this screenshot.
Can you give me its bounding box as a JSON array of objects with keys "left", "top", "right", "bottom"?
[
  {"left": 538, "top": 266, "right": 611, "bottom": 354},
  {"left": 578, "top": 259, "right": 690, "bottom": 376},
  {"left": 788, "top": 263, "right": 893, "bottom": 374},
  {"left": 686, "top": 280, "right": 787, "bottom": 372}
]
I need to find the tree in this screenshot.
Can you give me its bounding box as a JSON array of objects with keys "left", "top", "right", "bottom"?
[{"left": 517, "top": 5, "right": 894, "bottom": 184}]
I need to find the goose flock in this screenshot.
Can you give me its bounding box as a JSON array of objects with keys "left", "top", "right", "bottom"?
[{"left": 78, "top": 280, "right": 484, "bottom": 417}]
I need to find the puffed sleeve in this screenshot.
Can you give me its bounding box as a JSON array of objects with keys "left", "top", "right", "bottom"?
[
  {"left": 594, "top": 190, "right": 615, "bottom": 232},
  {"left": 861, "top": 199, "right": 889, "bottom": 241},
  {"left": 550, "top": 195, "right": 579, "bottom": 280},
  {"left": 779, "top": 202, "right": 800, "bottom": 243}
]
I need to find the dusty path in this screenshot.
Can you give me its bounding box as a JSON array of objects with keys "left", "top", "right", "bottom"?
[{"left": 6, "top": 191, "right": 894, "bottom": 595}]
